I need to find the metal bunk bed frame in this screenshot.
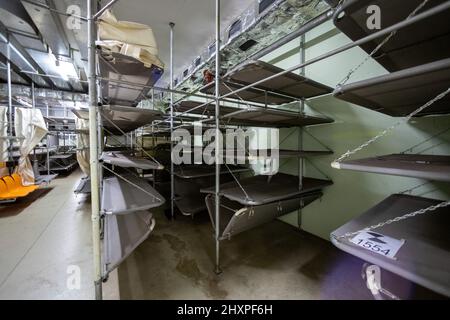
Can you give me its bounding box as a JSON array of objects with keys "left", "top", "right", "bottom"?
[
  {"left": 1, "top": 0, "right": 445, "bottom": 300},
  {"left": 0, "top": 70, "right": 59, "bottom": 184},
  {"left": 82, "top": 0, "right": 450, "bottom": 299}
]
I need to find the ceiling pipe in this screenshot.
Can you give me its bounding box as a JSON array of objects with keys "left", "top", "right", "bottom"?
[
  {"left": 93, "top": 0, "right": 120, "bottom": 20},
  {"left": 241, "top": 8, "right": 335, "bottom": 66}
]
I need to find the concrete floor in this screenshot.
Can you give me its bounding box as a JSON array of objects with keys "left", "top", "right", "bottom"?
[
  {"left": 0, "top": 170, "right": 117, "bottom": 300},
  {"left": 0, "top": 171, "right": 443, "bottom": 300}
]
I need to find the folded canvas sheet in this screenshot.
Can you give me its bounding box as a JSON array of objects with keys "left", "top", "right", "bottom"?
[
  {"left": 14, "top": 108, "right": 48, "bottom": 185},
  {"left": 76, "top": 118, "right": 90, "bottom": 176},
  {"left": 97, "top": 10, "right": 163, "bottom": 68}
]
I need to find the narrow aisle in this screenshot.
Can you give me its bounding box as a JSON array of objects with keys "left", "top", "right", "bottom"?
[{"left": 0, "top": 171, "right": 94, "bottom": 299}]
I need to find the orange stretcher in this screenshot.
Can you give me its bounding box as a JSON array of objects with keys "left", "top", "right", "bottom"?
[{"left": 0, "top": 174, "right": 39, "bottom": 200}]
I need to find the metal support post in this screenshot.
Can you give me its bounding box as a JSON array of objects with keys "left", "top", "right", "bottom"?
[
  {"left": 214, "top": 0, "right": 222, "bottom": 275},
  {"left": 170, "top": 22, "right": 175, "bottom": 221},
  {"left": 7, "top": 60, "right": 12, "bottom": 169},
  {"left": 88, "top": 0, "right": 102, "bottom": 300},
  {"left": 298, "top": 34, "right": 305, "bottom": 228}
]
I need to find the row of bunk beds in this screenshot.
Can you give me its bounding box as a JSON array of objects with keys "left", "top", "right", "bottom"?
[
  {"left": 194, "top": 59, "right": 335, "bottom": 240},
  {"left": 40, "top": 116, "right": 79, "bottom": 176},
  {"left": 327, "top": 0, "right": 450, "bottom": 299},
  {"left": 73, "top": 7, "right": 336, "bottom": 280},
  {"left": 74, "top": 0, "right": 450, "bottom": 299},
  {"left": 71, "top": 8, "right": 169, "bottom": 278}
]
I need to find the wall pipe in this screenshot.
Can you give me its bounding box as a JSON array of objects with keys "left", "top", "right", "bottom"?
[
  {"left": 220, "top": 1, "right": 450, "bottom": 100},
  {"left": 246, "top": 8, "right": 334, "bottom": 64},
  {"left": 94, "top": 0, "right": 120, "bottom": 20},
  {"left": 171, "top": 5, "right": 335, "bottom": 106}
]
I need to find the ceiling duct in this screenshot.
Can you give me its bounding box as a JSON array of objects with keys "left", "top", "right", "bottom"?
[
  {"left": 0, "top": 83, "right": 88, "bottom": 104},
  {"left": 175, "top": 0, "right": 330, "bottom": 93}
]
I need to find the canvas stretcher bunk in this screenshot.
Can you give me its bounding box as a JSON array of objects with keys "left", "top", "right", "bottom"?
[
  {"left": 103, "top": 211, "right": 155, "bottom": 275},
  {"left": 42, "top": 160, "right": 78, "bottom": 173},
  {"left": 97, "top": 9, "right": 164, "bottom": 107},
  {"left": 74, "top": 176, "right": 91, "bottom": 194},
  {"left": 333, "top": 58, "right": 450, "bottom": 117},
  {"left": 174, "top": 100, "right": 333, "bottom": 127},
  {"left": 98, "top": 52, "right": 164, "bottom": 106},
  {"left": 101, "top": 174, "right": 165, "bottom": 215},
  {"left": 331, "top": 194, "right": 450, "bottom": 297},
  {"left": 333, "top": 0, "right": 450, "bottom": 72},
  {"left": 334, "top": 154, "right": 450, "bottom": 182},
  {"left": 100, "top": 105, "right": 164, "bottom": 135},
  {"left": 218, "top": 106, "right": 333, "bottom": 127},
  {"left": 205, "top": 191, "right": 323, "bottom": 240},
  {"left": 173, "top": 165, "right": 250, "bottom": 216},
  {"left": 201, "top": 173, "right": 333, "bottom": 206},
  {"left": 223, "top": 149, "right": 333, "bottom": 162},
  {"left": 201, "top": 60, "right": 333, "bottom": 104},
  {"left": 43, "top": 152, "right": 78, "bottom": 173},
  {"left": 173, "top": 164, "right": 250, "bottom": 179},
  {"left": 49, "top": 154, "right": 74, "bottom": 160},
  {"left": 71, "top": 108, "right": 89, "bottom": 120},
  {"left": 101, "top": 151, "right": 164, "bottom": 170}
]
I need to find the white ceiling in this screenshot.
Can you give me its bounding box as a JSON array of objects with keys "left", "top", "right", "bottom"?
[{"left": 108, "top": 0, "right": 254, "bottom": 86}]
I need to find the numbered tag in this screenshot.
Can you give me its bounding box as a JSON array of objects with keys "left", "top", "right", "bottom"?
[{"left": 350, "top": 231, "right": 405, "bottom": 260}]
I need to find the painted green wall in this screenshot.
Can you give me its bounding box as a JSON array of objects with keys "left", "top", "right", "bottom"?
[{"left": 261, "top": 21, "right": 450, "bottom": 240}]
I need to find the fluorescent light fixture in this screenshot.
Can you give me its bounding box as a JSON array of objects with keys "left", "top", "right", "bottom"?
[
  {"left": 48, "top": 50, "right": 79, "bottom": 81},
  {"left": 56, "top": 60, "right": 78, "bottom": 81}
]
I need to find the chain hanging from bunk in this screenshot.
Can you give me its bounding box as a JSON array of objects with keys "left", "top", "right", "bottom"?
[
  {"left": 336, "top": 0, "right": 430, "bottom": 88},
  {"left": 217, "top": 83, "right": 252, "bottom": 202},
  {"left": 331, "top": 0, "right": 450, "bottom": 240},
  {"left": 331, "top": 87, "right": 450, "bottom": 241},
  {"left": 336, "top": 200, "right": 450, "bottom": 240},
  {"left": 332, "top": 87, "right": 450, "bottom": 167}
]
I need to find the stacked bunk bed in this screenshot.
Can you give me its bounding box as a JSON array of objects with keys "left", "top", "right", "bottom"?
[
  {"left": 98, "top": 106, "right": 165, "bottom": 277},
  {"left": 330, "top": 0, "right": 450, "bottom": 299},
  {"left": 91, "top": 10, "right": 166, "bottom": 278},
  {"left": 171, "top": 59, "right": 336, "bottom": 242}
]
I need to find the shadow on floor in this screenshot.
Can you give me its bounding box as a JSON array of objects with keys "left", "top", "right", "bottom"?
[
  {"left": 114, "top": 209, "right": 446, "bottom": 300},
  {"left": 0, "top": 188, "right": 53, "bottom": 218}
]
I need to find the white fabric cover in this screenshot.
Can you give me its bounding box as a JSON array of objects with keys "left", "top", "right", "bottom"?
[
  {"left": 0, "top": 106, "right": 9, "bottom": 178},
  {"left": 97, "top": 10, "right": 164, "bottom": 68},
  {"left": 76, "top": 118, "right": 90, "bottom": 176},
  {"left": 14, "top": 108, "right": 48, "bottom": 185}
]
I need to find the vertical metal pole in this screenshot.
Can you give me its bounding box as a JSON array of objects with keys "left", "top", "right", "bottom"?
[
  {"left": 31, "top": 83, "right": 37, "bottom": 174},
  {"left": 151, "top": 88, "right": 155, "bottom": 108},
  {"left": 88, "top": 0, "right": 102, "bottom": 300},
  {"left": 31, "top": 83, "right": 35, "bottom": 109},
  {"left": 7, "top": 60, "right": 12, "bottom": 167},
  {"left": 297, "top": 34, "right": 305, "bottom": 228},
  {"left": 46, "top": 104, "right": 50, "bottom": 175},
  {"left": 169, "top": 22, "right": 175, "bottom": 220},
  {"left": 214, "top": 0, "right": 222, "bottom": 274}
]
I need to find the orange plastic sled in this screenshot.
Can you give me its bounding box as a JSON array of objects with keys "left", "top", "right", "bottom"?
[{"left": 0, "top": 174, "right": 39, "bottom": 200}]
